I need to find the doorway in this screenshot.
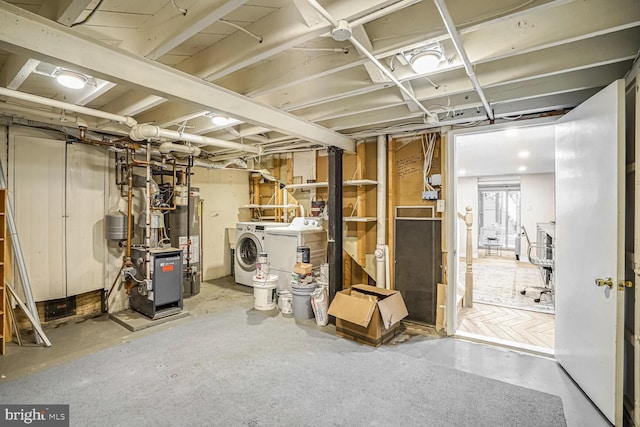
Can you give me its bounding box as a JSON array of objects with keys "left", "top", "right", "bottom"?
[{"left": 449, "top": 122, "right": 557, "bottom": 353}]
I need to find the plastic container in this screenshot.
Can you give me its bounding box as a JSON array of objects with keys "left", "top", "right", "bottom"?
[
  {"left": 291, "top": 282, "right": 317, "bottom": 320},
  {"left": 253, "top": 274, "right": 278, "bottom": 310},
  {"left": 278, "top": 290, "right": 293, "bottom": 315}
]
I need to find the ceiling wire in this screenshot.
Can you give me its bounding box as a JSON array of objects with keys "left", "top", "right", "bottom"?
[
  {"left": 219, "top": 19, "right": 263, "bottom": 43},
  {"left": 70, "top": 0, "right": 105, "bottom": 27},
  {"left": 170, "top": 0, "right": 188, "bottom": 16}
]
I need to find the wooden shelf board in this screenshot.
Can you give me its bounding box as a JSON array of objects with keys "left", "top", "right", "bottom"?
[{"left": 343, "top": 217, "right": 377, "bottom": 223}]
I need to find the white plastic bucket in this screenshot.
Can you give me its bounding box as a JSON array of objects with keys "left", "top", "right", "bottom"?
[
  {"left": 278, "top": 290, "right": 293, "bottom": 315},
  {"left": 253, "top": 274, "right": 278, "bottom": 310}
]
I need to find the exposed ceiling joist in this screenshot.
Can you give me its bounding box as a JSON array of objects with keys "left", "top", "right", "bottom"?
[{"left": 0, "top": 2, "right": 356, "bottom": 152}]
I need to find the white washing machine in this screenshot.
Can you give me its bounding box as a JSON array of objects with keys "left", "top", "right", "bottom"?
[
  {"left": 264, "top": 217, "right": 328, "bottom": 291},
  {"left": 235, "top": 221, "right": 288, "bottom": 287}
]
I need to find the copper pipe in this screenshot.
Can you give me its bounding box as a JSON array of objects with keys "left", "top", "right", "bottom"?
[{"left": 125, "top": 162, "right": 133, "bottom": 261}]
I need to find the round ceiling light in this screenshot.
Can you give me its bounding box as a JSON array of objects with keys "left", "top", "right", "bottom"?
[
  {"left": 410, "top": 50, "right": 443, "bottom": 74},
  {"left": 210, "top": 114, "right": 233, "bottom": 126},
  {"left": 55, "top": 70, "right": 88, "bottom": 89}
]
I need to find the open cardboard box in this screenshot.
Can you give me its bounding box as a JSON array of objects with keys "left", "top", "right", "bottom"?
[{"left": 328, "top": 284, "right": 408, "bottom": 347}]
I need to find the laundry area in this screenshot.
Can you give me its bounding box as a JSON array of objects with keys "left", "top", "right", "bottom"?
[{"left": 0, "top": 1, "right": 639, "bottom": 426}]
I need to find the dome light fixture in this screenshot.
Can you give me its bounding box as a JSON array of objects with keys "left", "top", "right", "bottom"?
[
  {"left": 409, "top": 44, "right": 444, "bottom": 74},
  {"left": 207, "top": 114, "right": 233, "bottom": 126},
  {"left": 54, "top": 69, "right": 88, "bottom": 89}
]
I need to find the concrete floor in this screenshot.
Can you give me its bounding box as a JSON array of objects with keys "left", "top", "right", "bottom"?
[{"left": 0, "top": 276, "right": 607, "bottom": 426}]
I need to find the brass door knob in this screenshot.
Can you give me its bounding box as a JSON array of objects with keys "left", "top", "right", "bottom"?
[
  {"left": 595, "top": 277, "right": 613, "bottom": 288},
  {"left": 618, "top": 280, "right": 634, "bottom": 290}
]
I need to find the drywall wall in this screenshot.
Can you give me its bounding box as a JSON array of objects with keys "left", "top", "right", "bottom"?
[
  {"left": 193, "top": 168, "right": 249, "bottom": 280},
  {"left": 456, "top": 173, "right": 556, "bottom": 259},
  {"left": 456, "top": 176, "right": 479, "bottom": 258},
  {"left": 520, "top": 172, "right": 555, "bottom": 258}
]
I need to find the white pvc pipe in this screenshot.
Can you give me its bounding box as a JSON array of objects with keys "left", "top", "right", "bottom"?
[
  {"left": 130, "top": 124, "right": 262, "bottom": 155},
  {"left": 158, "top": 142, "right": 201, "bottom": 156},
  {"left": 375, "top": 134, "right": 387, "bottom": 288},
  {"left": 0, "top": 86, "right": 136, "bottom": 126},
  {"left": 433, "top": 0, "right": 494, "bottom": 120}
]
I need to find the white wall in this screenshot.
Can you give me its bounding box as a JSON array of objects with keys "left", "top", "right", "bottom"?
[
  {"left": 520, "top": 172, "right": 555, "bottom": 257},
  {"left": 456, "top": 173, "right": 556, "bottom": 259},
  {"left": 456, "top": 176, "right": 479, "bottom": 258},
  {"left": 193, "top": 168, "right": 249, "bottom": 280}
]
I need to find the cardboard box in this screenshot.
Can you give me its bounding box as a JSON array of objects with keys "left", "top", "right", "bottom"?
[
  {"left": 293, "top": 262, "right": 313, "bottom": 275},
  {"left": 328, "top": 284, "right": 409, "bottom": 347}
]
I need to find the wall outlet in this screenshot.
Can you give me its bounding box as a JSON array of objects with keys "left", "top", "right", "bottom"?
[
  {"left": 422, "top": 190, "right": 438, "bottom": 200},
  {"left": 436, "top": 199, "right": 445, "bottom": 212}
]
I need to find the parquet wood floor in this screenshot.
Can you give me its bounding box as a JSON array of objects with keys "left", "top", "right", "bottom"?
[{"left": 458, "top": 303, "right": 555, "bottom": 349}]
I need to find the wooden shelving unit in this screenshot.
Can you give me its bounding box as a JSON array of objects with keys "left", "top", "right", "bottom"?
[{"left": 0, "top": 188, "right": 6, "bottom": 355}]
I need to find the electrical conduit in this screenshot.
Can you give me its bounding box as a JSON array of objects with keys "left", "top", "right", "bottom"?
[{"left": 375, "top": 135, "right": 388, "bottom": 289}]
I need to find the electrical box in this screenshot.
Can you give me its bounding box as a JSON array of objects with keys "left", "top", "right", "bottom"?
[
  {"left": 429, "top": 174, "right": 442, "bottom": 186},
  {"left": 422, "top": 190, "right": 438, "bottom": 200}
]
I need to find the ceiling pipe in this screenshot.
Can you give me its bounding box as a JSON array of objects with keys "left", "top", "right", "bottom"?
[
  {"left": 0, "top": 102, "right": 89, "bottom": 128},
  {"left": 433, "top": 0, "right": 494, "bottom": 121},
  {"left": 0, "top": 87, "right": 262, "bottom": 156},
  {"left": 0, "top": 86, "right": 137, "bottom": 127},
  {"left": 306, "top": 0, "right": 437, "bottom": 119},
  {"left": 129, "top": 123, "right": 262, "bottom": 155},
  {"left": 158, "top": 142, "right": 201, "bottom": 157}
]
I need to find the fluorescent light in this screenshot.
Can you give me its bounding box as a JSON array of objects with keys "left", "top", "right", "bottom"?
[
  {"left": 55, "top": 70, "right": 88, "bottom": 89},
  {"left": 459, "top": 169, "right": 466, "bottom": 176},
  {"left": 518, "top": 166, "right": 527, "bottom": 172},
  {"left": 518, "top": 150, "right": 530, "bottom": 158}
]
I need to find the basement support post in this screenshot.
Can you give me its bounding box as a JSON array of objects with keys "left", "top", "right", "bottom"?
[{"left": 327, "top": 146, "right": 343, "bottom": 307}]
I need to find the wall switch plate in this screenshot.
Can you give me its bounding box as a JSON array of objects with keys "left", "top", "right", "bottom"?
[{"left": 436, "top": 199, "right": 445, "bottom": 212}]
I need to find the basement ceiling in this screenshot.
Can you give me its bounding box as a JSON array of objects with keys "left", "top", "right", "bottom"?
[{"left": 0, "top": 0, "right": 638, "bottom": 160}]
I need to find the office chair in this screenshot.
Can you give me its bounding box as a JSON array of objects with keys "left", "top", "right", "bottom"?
[{"left": 519, "top": 226, "right": 554, "bottom": 303}]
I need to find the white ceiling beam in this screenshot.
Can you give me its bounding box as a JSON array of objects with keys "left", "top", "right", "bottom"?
[
  {"left": 224, "top": 0, "right": 637, "bottom": 101},
  {"left": 138, "top": 0, "right": 249, "bottom": 60},
  {"left": 100, "top": 0, "right": 396, "bottom": 126},
  {"left": 292, "top": 0, "right": 325, "bottom": 27},
  {"left": 255, "top": 27, "right": 638, "bottom": 116},
  {"left": 55, "top": 0, "right": 94, "bottom": 26},
  {"left": 175, "top": 0, "right": 397, "bottom": 81},
  {"left": 0, "top": 2, "right": 355, "bottom": 152},
  {"left": 0, "top": 55, "right": 39, "bottom": 89},
  {"left": 350, "top": 25, "right": 389, "bottom": 84}
]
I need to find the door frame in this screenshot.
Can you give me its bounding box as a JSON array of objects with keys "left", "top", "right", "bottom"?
[{"left": 445, "top": 116, "right": 559, "bottom": 336}]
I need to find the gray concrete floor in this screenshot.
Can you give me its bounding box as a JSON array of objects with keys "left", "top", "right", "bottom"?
[{"left": 0, "top": 276, "right": 607, "bottom": 426}]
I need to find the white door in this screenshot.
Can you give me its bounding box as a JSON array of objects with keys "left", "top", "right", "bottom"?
[
  {"left": 11, "top": 135, "right": 66, "bottom": 300},
  {"left": 65, "top": 143, "right": 107, "bottom": 296},
  {"left": 555, "top": 80, "right": 625, "bottom": 425}
]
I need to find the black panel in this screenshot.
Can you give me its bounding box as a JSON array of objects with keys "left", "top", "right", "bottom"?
[
  {"left": 44, "top": 296, "right": 76, "bottom": 321},
  {"left": 394, "top": 219, "right": 442, "bottom": 325}
]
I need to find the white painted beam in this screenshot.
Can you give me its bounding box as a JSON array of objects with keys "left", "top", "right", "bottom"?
[
  {"left": 0, "top": 55, "right": 39, "bottom": 89},
  {"left": 55, "top": 0, "right": 94, "bottom": 26},
  {"left": 0, "top": 2, "right": 355, "bottom": 152}
]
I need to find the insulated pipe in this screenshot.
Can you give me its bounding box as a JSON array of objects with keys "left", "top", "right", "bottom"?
[
  {"left": 433, "top": 0, "right": 494, "bottom": 121},
  {"left": 158, "top": 142, "right": 201, "bottom": 157},
  {"left": 375, "top": 134, "right": 387, "bottom": 289},
  {"left": 0, "top": 86, "right": 136, "bottom": 127},
  {"left": 129, "top": 124, "right": 263, "bottom": 155},
  {"left": 306, "top": 1, "right": 436, "bottom": 119}
]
